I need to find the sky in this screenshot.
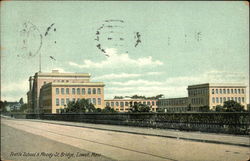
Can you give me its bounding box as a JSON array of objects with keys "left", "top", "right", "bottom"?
[{"left": 1, "top": 1, "right": 249, "bottom": 103}]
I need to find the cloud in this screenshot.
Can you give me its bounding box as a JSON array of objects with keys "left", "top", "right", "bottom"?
[
  {"left": 1, "top": 80, "right": 29, "bottom": 102},
  {"left": 111, "top": 79, "right": 164, "bottom": 86},
  {"left": 104, "top": 70, "right": 249, "bottom": 101},
  {"left": 93, "top": 71, "right": 163, "bottom": 80},
  {"left": 93, "top": 73, "right": 141, "bottom": 80},
  {"left": 69, "top": 48, "right": 163, "bottom": 69}
]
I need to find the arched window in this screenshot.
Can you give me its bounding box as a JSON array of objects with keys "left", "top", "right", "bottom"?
[
  {"left": 97, "top": 88, "right": 101, "bottom": 94},
  {"left": 88, "top": 88, "right": 91, "bottom": 94},
  {"left": 72, "top": 88, "right": 75, "bottom": 94},
  {"left": 92, "top": 88, "right": 96, "bottom": 94},
  {"left": 77, "top": 88, "right": 80, "bottom": 94},
  {"left": 82, "top": 88, "right": 85, "bottom": 95}
]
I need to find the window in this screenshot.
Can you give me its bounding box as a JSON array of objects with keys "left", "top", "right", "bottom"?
[
  {"left": 61, "top": 88, "right": 64, "bottom": 95},
  {"left": 77, "top": 88, "right": 80, "bottom": 94},
  {"left": 242, "top": 97, "right": 245, "bottom": 103},
  {"left": 143, "top": 101, "right": 146, "bottom": 105},
  {"left": 111, "top": 102, "right": 114, "bottom": 106},
  {"left": 87, "top": 98, "right": 91, "bottom": 103},
  {"left": 235, "top": 97, "right": 237, "bottom": 102},
  {"left": 92, "top": 88, "right": 96, "bottom": 94},
  {"left": 216, "top": 97, "right": 219, "bottom": 103},
  {"left": 147, "top": 101, "right": 150, "bottom": 105},
  {"left": 219, "top": 89, "right": 222, "bottom": 94},
  {"left": 97, "top": 88, "right": 101, "bottom": 94},
  {"left": 231, "top": 97, "right": 233, "bottom": 101},
  {"left": 66, "top": 98, "right": 70, "bottom": 104},
  {"left": 82, "top": 88, "right": 85, "bottom": 95},
  {"left": 231, "top": 89, "right": 234, "bottom": 94},
  {"left": 152, "top": 101, "right": 155, "bottom": 106},
  {"left": 72, "top": 88, "right": 75, "bottom": 94},
  {"left": 72, "top": 98, "right": 76, "bottom": 102},
  {"left": 212, "top": 97, "right": 215, "bottom": 103},
  {"left": 116, "top": 102, "right": 119, "bottom": 106},
  {"left": 106, "top": 102, "right": 110, "bottom": 106},
  {"left": 88, "top": 88, "right": 91, "bottom": 94},
  {"left": 212, "top": 89, "right": 214, "bottom": 94},
  {"left": 216, "top": 89, "right": 218, "bottom": 94},
  {"left": 238, "top": 97, "right": 241, "bottom": 103},
  {"left": 227, "top": 97, "right": 230, "bottom": 101},
  {"left": 66, "top": 88, "right": 69, "bottom": 94},
  {"left": 120, "top": 102, "right": 124, "bottom": 107},
  {"left": 227, "top": 89, "right": 230, "bottom": 94},
  {"left": 92, "top": 98, "right": 96, "bottom": 105},
  {"left": 66, "top": 80, "right": 69, "bottom": 82},
  {"left": 56, "top": 98, "right": 60, "bottom": 106},
  {"left": 125, "top": 102, "right": 129, "bottom": 106},
  {"left": 238, "top": 89, "right": 241, "bottom": 94},
  {"left": 242, "top": 89, "right": 244, "bottom": 94},
  {"left": 234, "top": 89, "right": 237, "bottom": 94},
  {"left": 56, "top": 88, "right": 59, "bottom": 95},
  {"left": 61, "top": 98, "right": 65, "bottom": 106},
  {"left": 62, "top": 80, "right": 64, "bottom": 82},
  {"left": 223, "top": 97, "right": 226, "bottom": 102},
  {"left": 223, "top": 89, "right": 226, "bottom": 94}
]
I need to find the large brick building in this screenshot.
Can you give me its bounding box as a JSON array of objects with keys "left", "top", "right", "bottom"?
[
  {"left": 158, "top": 83, "right": 247, "bottom": 112},
  {"left": 27, "top": 70, "right": 105, "bottom": 113}
]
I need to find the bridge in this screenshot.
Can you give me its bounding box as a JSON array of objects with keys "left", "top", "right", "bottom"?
[{"left": 1, "top": 116, "right": 249, "bottom": 161}]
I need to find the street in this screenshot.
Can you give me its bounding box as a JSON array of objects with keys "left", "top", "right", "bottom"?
[{"left": 1, "top": 117, "right": 250, "bottom": 161}]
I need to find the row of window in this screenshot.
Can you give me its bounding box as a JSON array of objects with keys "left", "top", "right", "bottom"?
[
  {"left": 159, "top": 99, "right": 188, "bottom": 106},
  {"left": 211, "top": 88, "right": 244, "bottom": 95},
  {"left": 106, "top": 101, "right": 156, "bottom": 107},
  {"left": 56, "top": 98, "right": 102, "bottom": 106},
  {"left": 191, "top": 98, "right": 205, "bottom": 105},
  {"left": 189, "top": 88, "right": 209, "bottom": 96},
  {"left": 212, "top": 97, "right": 245, "bottom": 104},
  {"left": 56, "top": 88, "right": 101, "bottom": 95}
]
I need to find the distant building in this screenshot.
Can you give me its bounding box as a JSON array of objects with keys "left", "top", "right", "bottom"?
[
  {"left": 27, "top": 70, "right": 105, "bottom": 113},
  {"left": 158, "top": 83, "right": 247, "bottom": 112},
  {"left": 158, "top": 97, "right": 188, "bottom": 112},
  {"left": 105, "top": 98, "right": 158, "bottom": 112},
  {"left": 5, "top": 102, "right": 22, "bottom": 111}
]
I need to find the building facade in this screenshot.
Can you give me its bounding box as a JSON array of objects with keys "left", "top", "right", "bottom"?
[
  {"left": 157, "top": 97, "right": 188, "bottom": 112},
  {"left": 105, "top": 98, "right": 158, "bottom": 112},
  {"left": 27, "top": 70, "right": 105, "bottom": 113},
  {"left": 158, "top": 83, "right": 247, "bottom": 112}
]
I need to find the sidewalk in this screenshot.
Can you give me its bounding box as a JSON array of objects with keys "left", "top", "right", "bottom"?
[{"left": 18, "top": 118, "right": 248, "bottom": 147}]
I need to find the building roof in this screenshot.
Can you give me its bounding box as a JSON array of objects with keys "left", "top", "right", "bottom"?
[
  {"left": 105, "top": 98, "right": 157, "bottom": 101},
  {"left": 35, "top": 70, "right": 91, "bottom": 78},
  {"left": 159, "top": 97, "right": 188, "bottom": 100},
  {"left": 188, "top": 83, "right": 246, "bottom": 89},
  {"left": 41, "top": 82, "right": 105, "bottom": 88}
]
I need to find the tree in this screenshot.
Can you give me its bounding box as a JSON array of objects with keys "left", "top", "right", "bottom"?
[
  {"left": 17, "top": 103, "right": 28, "bottom": 113},
  {"left": 215, "top": 105, "right": 224, "bottom": 112},
  {"left": 199, "top": 105, "right": 210, "bottom": 112},
  {"left": 19, "top": 98, "right": 24, "bottom": 105},
  {"left": 0, "top": 100, "right": 7, "bottom": 112},
  {"left": 114, "top": 96, "right": 123, "bottom": 99},
  {"left": 101, "top": 106, "right": 116, "bottom": 113},
  {"left": 130, "top": 103, "right": 150, "bottom": 113},
  {"left": 65, "top": 99, "right": 96, "bottom": 113},
  {"left": 223, "top": 100, "right": 245, "bottom": 112}
]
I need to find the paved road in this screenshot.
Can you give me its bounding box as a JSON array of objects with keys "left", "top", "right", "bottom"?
[{"left": 1, "top": 117, "right": 250, "bottom": 161}]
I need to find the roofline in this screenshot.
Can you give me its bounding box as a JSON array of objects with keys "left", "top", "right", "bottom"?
[
  {"left": 104, "top": 99, "right": 158, "bottom": 101},
  {"left": 41, "top": 82, "right": 105, "bottom": 88},
  {"left": 188, "top": 83, "right": 246, "bottom": 89}
]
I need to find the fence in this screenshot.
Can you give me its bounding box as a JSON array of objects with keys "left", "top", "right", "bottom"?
[{"left": 6, "top": 112, "right": 250, "bottom": 135}]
